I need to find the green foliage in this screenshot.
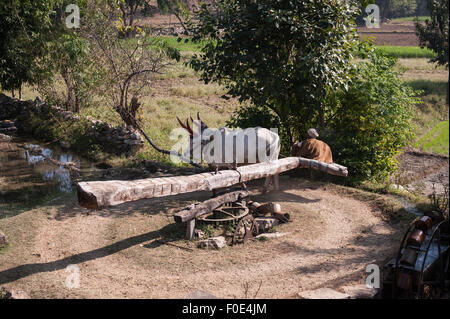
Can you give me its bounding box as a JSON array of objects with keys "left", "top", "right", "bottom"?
[
  {"left": 390, "top": 0, "right": 417, "bottom": 17},
  {"left": 415, "top": 0, "right": 449, "bottom": 67},
  {"left": 374, "top": 0, "right": 423, "bottom": 19},
  {"left": 325, "top": 52, "right": 419, "bottom": 181},
  {"left": 0, "top": 0, "right": 61, "bottom": 92},
  {"left": 190, "top": 0, "right": 361, "bottom": 142},
  {"left": 38, "top": 32, "right": 100, "bottom": 112}
]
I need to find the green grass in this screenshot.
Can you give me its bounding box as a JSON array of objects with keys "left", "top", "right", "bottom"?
[
  {"left": 376, "top": 45, "right": 437, "bottom": 58},
  {"left": 391, "top": 16, "right": 431, "bottom": 22},
  {"left": 406, "top": 80, "right": 448, "bottom": 96},
  {"left": 414, "top": 121, "right": 449, "bottom": 155},
  {"left": 158, "top": 36, "right": 205, "bottom": 52}
]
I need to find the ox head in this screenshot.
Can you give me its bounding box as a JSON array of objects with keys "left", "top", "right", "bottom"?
[{"left": 177, "top": 112, "right": 211, "bottom": 160}]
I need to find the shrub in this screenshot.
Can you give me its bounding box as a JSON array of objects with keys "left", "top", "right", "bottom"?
[{"left": 325, "top": 52, "right": 420, "bottom": 182}]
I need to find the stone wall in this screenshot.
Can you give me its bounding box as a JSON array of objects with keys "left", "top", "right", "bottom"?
[{"left": 0, "top": 94, "right": 144, "bottom": 157}]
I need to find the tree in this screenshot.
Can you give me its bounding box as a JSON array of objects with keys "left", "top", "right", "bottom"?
[
  {"left": 86, "top": 3, "right": 180, "bottom": 127},
  {"left": 0, "top": 0, "right": 60, "bottom": 96},
  {"left": 415, "top": 0, "right": 449, "bottom": 103},
  {"left": 36, "top": 0, "right": 101, "bottom": 113},
  {"left": 390, "top": 0, "right": 417, "bottom": 17},
  {"left": 190, "top": 0, "right": 361, "bottom": 143}
]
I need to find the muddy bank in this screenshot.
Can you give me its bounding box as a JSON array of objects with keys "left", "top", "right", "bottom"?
[{"left": 395, "top": 149, "right": 449, "bottom": 196}]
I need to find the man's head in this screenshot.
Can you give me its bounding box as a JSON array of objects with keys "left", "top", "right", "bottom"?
[{"left": 307, "top": 128, "right": 319, "bottom": 139}]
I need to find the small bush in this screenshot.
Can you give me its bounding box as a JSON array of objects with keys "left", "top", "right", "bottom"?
[{"left": 326, "top": 52, "right": 420, "bottom": 182}]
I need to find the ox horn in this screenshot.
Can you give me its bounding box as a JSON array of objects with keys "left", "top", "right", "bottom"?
[
  {"left": 185, "top": 119, "right": 193, "bottom": 135},
  {"left": 197, "top": 112, "right": 208, "bottom": 128},
  {"left": 177, "top": 116, "right": 186, "bottom": 129}
]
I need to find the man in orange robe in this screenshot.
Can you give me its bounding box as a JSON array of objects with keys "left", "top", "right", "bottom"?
[{"left": 292, "top": 128, "right": 333, "bottom": 164}]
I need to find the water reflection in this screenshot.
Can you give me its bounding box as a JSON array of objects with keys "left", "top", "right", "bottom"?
[
  {"left": 22, "top": 144, "right": 74, "bottom": 193},
  {"left": 0, "top": 138, "right": 93, "bottom": 209}
]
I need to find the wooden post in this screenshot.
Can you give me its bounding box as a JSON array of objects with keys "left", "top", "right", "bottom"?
[{"left": 186, "top": 219, "right": 195, "bottom": 240}]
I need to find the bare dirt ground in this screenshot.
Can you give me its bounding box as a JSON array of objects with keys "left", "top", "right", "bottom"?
[
  {"left": 357, "top": 21, "right": 419, "bottom": 46},
  {"left": 395, "top": 149, "right": 449, "bottom": 196},
  {"left": 0, "top": 177, "right": 408, "bottom": 299}
]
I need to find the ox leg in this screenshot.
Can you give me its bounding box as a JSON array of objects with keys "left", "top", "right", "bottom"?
[
  {"left": 262, "top": 175, "right": 271, "bottom": 193},
  {"left": 273, "top": 174, "right": 279, "bottom": 191}
]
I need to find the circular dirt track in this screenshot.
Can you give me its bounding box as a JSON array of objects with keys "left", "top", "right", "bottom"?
[{"left": 0, "top": 177, "right": 408, "bottom": 298}]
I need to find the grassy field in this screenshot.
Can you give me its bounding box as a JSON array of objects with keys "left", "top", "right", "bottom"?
[
  {"left": 414, "top": 120, "right": 449, "bottom": 155},
  {"left": 375, "top": 45, "right": 437, "bottom": 58},
  {"left": 391, "top": 16, "right": 431, "bottom": 22}
]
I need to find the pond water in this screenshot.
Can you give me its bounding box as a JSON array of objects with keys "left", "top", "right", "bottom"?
[{"left": 0, "top": 136, "right": 95, "bottom": 217}]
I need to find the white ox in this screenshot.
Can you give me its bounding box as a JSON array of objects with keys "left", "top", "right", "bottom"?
[{"left": 177, "top": 114, "right": 281, "bottom": 190}]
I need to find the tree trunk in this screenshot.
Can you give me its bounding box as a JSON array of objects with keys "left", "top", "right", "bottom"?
[
  {"left": 62, "top": 68, "right": 78, "bottom": 112},
  {"left": 447, "top": 71, "right": 449, "bottom": 105}
]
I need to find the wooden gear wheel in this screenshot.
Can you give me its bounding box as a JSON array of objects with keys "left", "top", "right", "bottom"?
[
  {"left": 196, "top": 201, "right": 249, "bottom": 225},
  {"left": 232, "top": 215, "right": 259, "bottom": 245}
]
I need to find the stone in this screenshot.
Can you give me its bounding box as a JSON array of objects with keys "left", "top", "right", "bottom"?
[
  {"left": 341, "top": 285, "right": 378, "bottom": 299},
  {"left": 0, "top": 133, "right": 11, "bottom": 142},
  {"left": 390, "top": 184, "right": 407, "bottom": 193},
  {"left": 9, "top": 289, "right": 30, "bottom": 299},
  {"left": 197, "top": 236, "right": 227, "bottom": 249},
  {"left": 194, "top": 229, "right": 205, "bottom": 239},
  {"left": 0, "top": 126, "right": 17, "bottom": 134},
  {"left": 0, "top": 231, "right": 7, "bottom": 247},
  {"left": 184, "top": 290, "right": 219, "bottom": 299},
  {"left": 59, "top": 141, "right": 70, "bottom": 149},
  {"left": 0, "top": 120, "right": 15, "bottom": 128},
  {"left": 0, "top": 287, "right": 12, "bottom": 299},
  {"left": 131, "top": 132, "right": 139, "bottom": 140},
  {"left": 124, "top": 139, "right": 142, "bottom": 145},
  {"left": 255, "top": 232, "right": 289, "bottom": 240},
  {"left": 254, "top": 217, "right": 279, "bottom": 233},
  {"left": 297, "top": 288, "right": 350, "bottom": 299}
]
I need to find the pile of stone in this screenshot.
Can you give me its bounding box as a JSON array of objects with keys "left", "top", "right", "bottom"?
[
  {"left": 0, "top": 120, "right": 17, "bottom": 135},
  {"left": 197, "top": 201, "right": 291, "bottom": 250},
  {"left": 150, "top": 26, "right": 187, "bottom": 36},
  {"left": 94, "top": 123, "right": 145, "bottom": 155},
  {"left": 0, "top": 133, "right": 12, "bottom": 142}
]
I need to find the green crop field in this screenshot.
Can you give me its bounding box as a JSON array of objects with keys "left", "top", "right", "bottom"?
[
  {"left": 391, "top": 16, "right": 431, "bottom": 22},
  {"left": 414, "top": 121, "right": 449, "bottom": 155},
  {"left": 375, "top": 45, "right": 437, "bottom": 59}
]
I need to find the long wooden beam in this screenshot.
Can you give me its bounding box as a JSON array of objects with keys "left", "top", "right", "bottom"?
[{"left": 77, "top": 157, "right": 348, "bottom": 209}]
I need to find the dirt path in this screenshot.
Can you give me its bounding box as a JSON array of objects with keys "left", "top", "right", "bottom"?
[{"left": 0, "top": 177, "right": 408, "bottom": 298}]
